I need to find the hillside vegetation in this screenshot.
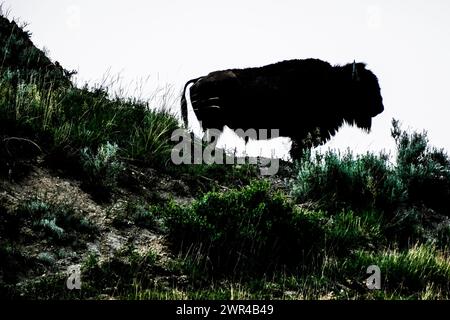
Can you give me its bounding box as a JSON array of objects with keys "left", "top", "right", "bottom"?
[{"left": 1, "top": 14, "right": 450, "bottom": 300}]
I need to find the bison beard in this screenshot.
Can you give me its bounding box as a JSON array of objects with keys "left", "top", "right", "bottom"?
[{"left": 181, "top": 58, "right": 384, "bottom": 160}]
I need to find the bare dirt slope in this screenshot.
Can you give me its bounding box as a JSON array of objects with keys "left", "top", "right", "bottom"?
[{"left": 0, "top": 161, "right": 197, "bottom": 294}]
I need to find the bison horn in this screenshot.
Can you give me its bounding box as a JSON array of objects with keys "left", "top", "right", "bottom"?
[{"left": 352, "top": 60, "right": 359, "bottom": 81}]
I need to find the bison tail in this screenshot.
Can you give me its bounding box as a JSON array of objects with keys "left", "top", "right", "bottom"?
[{"left": 181, "top": 77, "right": 202, "bottom": 128}]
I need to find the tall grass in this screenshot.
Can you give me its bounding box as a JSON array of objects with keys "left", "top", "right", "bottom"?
[
  {"left": 345, "top": 244, "right": 450, "bottom": 295},
  {"left": 0, "top": 14, "right": 182, "bottom": 175},
  {"left": 0, "top": 71, "right": 181, "bottom": 174}
]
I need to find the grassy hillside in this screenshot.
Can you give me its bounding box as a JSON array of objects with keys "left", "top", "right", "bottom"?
[{"left": 1, "top": 14, "right": 450, "bottom": 300}]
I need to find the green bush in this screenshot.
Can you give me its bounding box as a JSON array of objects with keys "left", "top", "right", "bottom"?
[
  {"left": 392, "top": 119, "right": 450, "bottom": 215},
  {"left": 292, "top": 150, "right": 402, "bottom": 215},
  {"left": 292, "top": 119, "right": 450, "bottom": 220},
  {"left": 36, "top": 252, "right": 57, "bottom": 266},
  {"left": 80, "top": 141, "right": 124, "bottom": 198},
  {"left": 162, "top": 180, "right": 326, "bottom": 276}
]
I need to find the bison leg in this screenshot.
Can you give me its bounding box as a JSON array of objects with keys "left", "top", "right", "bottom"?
[{"left": 289, "top": 138, "right": 304, "bottom": 161}]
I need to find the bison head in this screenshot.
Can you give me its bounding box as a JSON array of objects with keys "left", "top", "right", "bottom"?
[{"left": 342, "top": 62, "right": 384, "bottom": 131}]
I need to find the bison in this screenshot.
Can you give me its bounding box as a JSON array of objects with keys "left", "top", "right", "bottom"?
[{"left": 181, "top": 58, "right": 384, "bottom": 159}]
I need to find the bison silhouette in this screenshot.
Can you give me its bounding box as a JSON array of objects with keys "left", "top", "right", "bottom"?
[{"left": 181, "top": 58, "right": 384, "bottom": 159}]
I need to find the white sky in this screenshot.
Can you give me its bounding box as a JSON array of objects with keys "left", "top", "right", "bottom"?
[{"left": 5, "top": 0, "right": 450, "bottom": 159}]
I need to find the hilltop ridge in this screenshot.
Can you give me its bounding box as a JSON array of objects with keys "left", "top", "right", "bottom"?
[{"left": 0, "top": 15, "right": 73, "bottom": 87}]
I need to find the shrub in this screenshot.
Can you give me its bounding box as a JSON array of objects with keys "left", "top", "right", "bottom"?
[
  {"left": 392, "top": 119, "right": 450, "bottom": 215},
  {"left": 80, "top": 141, "right": 124, "bottom": 198},
  {"left": 36, "top": 252, "right": 57, "bottom": 266},
  {"left": 162, "top": 180, "right": 326, "bottom": 276},
  {"left": 292, "top": 150, "right": 402, "bottom": 215},
  {"left": 36, "top": 218, "right": 65, "bottom": 240},
  {"left": 292, "top": 119, "right": 450, "bottom": 220}
]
